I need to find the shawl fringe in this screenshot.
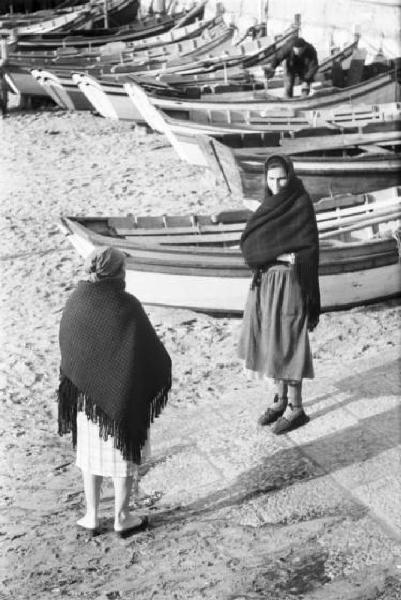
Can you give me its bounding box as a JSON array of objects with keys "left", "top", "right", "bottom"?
[{"left": 57, "top": 373, "right": 170, "bottom": 464}]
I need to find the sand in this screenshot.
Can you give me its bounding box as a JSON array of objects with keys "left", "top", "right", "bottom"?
[{"left": 1, "top": 105, "right": 400, "bottom": 600}]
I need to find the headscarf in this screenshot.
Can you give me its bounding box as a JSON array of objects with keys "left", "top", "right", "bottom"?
[
  {"left": 240, "top": 154, "right": 320, "bottom": 329},
  {"left": 85, "top": 246, "right": 126, "bottom": 282}
]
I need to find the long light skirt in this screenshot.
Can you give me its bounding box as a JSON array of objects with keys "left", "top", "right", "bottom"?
[
  {"left": 75, "top": 411, "right": 151, "bottom": 478},
  {"left": 238, "top": 264, "right": 314, "bottom": 382}
]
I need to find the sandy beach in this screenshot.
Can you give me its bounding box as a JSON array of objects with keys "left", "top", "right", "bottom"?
[{"left": 1, "top": 104, "right": 401, "bottom": 600}]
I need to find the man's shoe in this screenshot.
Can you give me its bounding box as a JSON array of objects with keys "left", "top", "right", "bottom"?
[
  {"left": 272, "top": 406, "right": 310, "bottom": 435},
  {"left": 258, "top": 394, "right": 287, "bottom": 426}
]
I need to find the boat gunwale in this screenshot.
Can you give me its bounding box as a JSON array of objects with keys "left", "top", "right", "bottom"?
[
  {"left": 134, "top": 70, "right": 399, "bottom": 110},
  {"left": 61, "top": 216, "right": 400, "bottom": 272}
]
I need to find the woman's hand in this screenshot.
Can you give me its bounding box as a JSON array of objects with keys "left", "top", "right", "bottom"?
[
  {"left": 308, "top": 315, "right": 319, "bottom": 332},
  {"left": 276, "top": 253, "right": 295, "bottom": 264}
]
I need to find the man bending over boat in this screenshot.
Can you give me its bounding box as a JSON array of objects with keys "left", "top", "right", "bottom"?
[{"left": 264, "top": 37, "right": 319, "bottom": 98}]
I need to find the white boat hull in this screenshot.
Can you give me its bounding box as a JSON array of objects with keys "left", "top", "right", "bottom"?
[
  {"left": 73, "top": 74, "right": 143, "bottom": 121},
  {"left": 66, "top": 233, "right": 401, "bottom": 313}
]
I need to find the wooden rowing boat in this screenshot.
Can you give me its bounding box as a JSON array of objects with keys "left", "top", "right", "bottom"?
[
  {"left": 59, "top": 186, "right": 401, "bottom": 314},
  {"left": 0, "top": 0, "right": 135, "bottom": 32},
  {"left": 9, "top": 15, "right": 227, "bottom": 100},
  {"left": 127, "top": 77, "right": 401, "bottom": 159},
  {"left": 62, "top": 27, "right": 297, "bottom": 119},
  {"left": 0, "top": 6, "right": 90, "bottom": 35},
  {"left": 28, "top": 17, "right": 233, "bottom": 110},
  {"left": 124, "top": 81, "right": 401, "bottom": 201},
  {"left": 32, "top": 67, "right": 95, "bottom": 110},
  {"left": 9, "top": 14, "right": 225, "bottom": 61},
  {"left": 159, "top": 106, "right": 401, "bottom": 168},
  {"left": 68, "top": 71, "right": 265, "bottom": 119},
  {"left": 198, "top": 131, "right": 401, "bottom": 202},
  {"left": 118, "top": 25, "right": 299, "bottom": 78},
  {"left": 124, "top": 68, "right": 401, "bottom": 135},
  {"left": 123, "top": 79, "right": 401, "bottom": 202},
  {"left": 153, "top": 37, "right": 358, "bottom": 90},
  {"left": 14, "top": 4, "right": 206, "bottom": 50}
]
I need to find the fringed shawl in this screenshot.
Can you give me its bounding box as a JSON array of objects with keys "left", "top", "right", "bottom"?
[
  {"left": 240, "top": 154, "right": 321, "bottom": 329},
  {"left": 58, "top": 278, "right": 172, "bottom": 463}
]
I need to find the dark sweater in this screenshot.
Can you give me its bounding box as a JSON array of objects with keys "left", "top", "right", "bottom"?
[{"left": 270, "top": 39, "right": 319, "bottom": 83}]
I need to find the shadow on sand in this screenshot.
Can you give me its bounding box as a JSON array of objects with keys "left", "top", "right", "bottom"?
[{"left": 147, "top": 358, "right": 400, "bottom": 525}]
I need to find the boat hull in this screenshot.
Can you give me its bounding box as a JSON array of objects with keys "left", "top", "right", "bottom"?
[
  {"left": 62, "top": 213, "right": 401, "bottom": 314},
  {"left": 73, "top": 74, "right": 142, "bottom": 120},
  {"left": 239, "top": 155, "right": 401, "bottom": 201},
  {"left": 32, "top": 69, "right": 94, "bottom": 110},
  {"left": 12, "top": 8, "right": 88, "bottom": 35},
  {"left": 4, "top": 64, "right": 50, "bottom": 97},
  {"left": 15, "top": 7, "right": 206, "bottom": 50},
  {"left": 125, "top": 72, "right": 401, "bottom": 132}
]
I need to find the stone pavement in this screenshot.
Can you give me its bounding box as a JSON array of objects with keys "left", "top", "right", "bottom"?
[{"left": 144, "top": 347, "right": 401, "bottom": 542}]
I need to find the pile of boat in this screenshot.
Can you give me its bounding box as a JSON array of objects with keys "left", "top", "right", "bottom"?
[{"left": 2, "top": 1, "right": 400, "bottom": 313}]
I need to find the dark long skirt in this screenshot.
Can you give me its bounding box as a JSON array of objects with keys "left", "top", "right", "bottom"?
[{"left": 238, "top": 264, "right": 314, "bottom": 382}]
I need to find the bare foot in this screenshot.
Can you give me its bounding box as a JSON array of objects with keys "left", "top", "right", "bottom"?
[
  {"left": 114, "top": 513, "right": 143, "bottom": 533},
  {"left": 77, "top": 514, "right": 98, "bottom": 530}
]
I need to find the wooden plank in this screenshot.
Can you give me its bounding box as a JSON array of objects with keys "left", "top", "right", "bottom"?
[
  {"left": 197, "top": 135, "right": 244, "bottom": 200},
  {"left": 108, "top": 216, "right": 137, "bottom": 229},
  {"left": 134, "top": 216, "right": 166, "bottom": 228},
  {"left": 235, "top": 129, "right": 401, "bottom": 157}
]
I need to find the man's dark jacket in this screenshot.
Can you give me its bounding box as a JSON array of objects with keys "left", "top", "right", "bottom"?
[{"left": 270, "top": 38, "right": 318, "bottom": 83}]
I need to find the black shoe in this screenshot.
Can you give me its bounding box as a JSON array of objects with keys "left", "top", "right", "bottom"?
[
  {"left": 272, "top": 406, "right": 310, "bottom": 435},
  {"left": 258, "top": 394, "right": 287, "bottom": 426},
  {"left": 115, "top": 516, "right": 149, "bottom": 539}
]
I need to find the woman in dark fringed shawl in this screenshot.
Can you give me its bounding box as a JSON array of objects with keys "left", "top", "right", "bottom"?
[
  {"left": 238, "top": 154, "right": 320, "bottom": 434},
  {"left": 58, "top": 247, "right": 171, "bottom": 536}
]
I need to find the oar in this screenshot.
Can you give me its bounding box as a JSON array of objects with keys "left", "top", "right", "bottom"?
[
  {"left": 319, "top": 209, "right": 401, "bottom": 239},
  {"left": 316, "top": 196, "right": 401, "bottom": 225},
  {"left": 318, "top": 204, "right": 401, "bottom": 231}
]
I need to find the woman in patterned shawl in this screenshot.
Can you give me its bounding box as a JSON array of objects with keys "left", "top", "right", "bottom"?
[{"left": 58, "top": 247, "right": 171, "bottom": 537}]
